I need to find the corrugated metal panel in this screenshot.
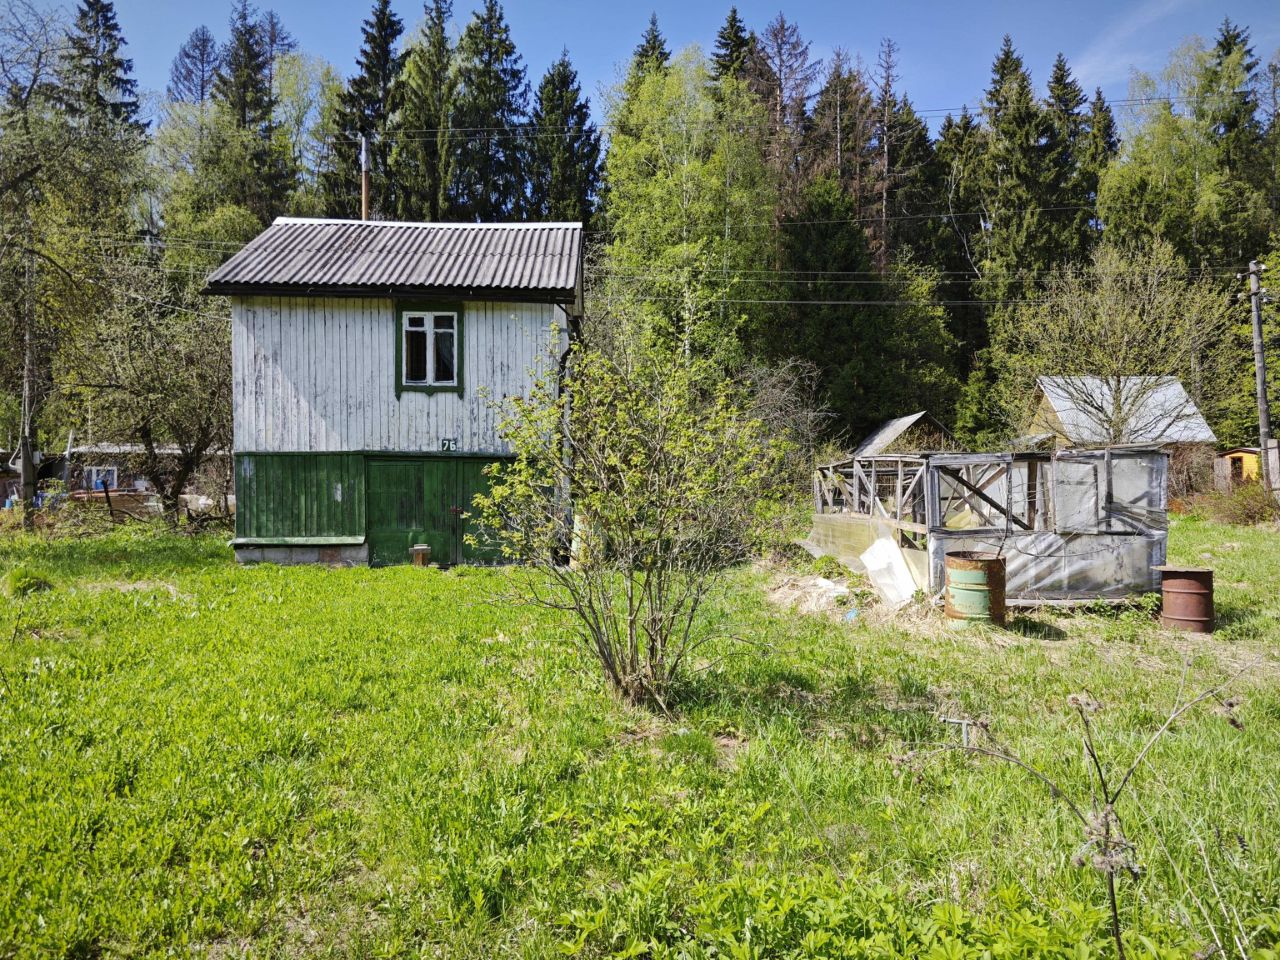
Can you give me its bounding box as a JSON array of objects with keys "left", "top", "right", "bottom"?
[
  {"left": 206, "top": 218, "right": 582, "bottom": 297},
  {"left": 854, "top": 411, "right": 950, "bottom": 457},
  {"left": 235, "top": 453, "right": 366, "bottom": 540},
  {"left": 232, "top": 296, "right": 566, "bottom": 454}
]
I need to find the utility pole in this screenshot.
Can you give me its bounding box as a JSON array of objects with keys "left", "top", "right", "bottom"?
[
  {"left": 360, "top": 134, "right": 370, "bottom": 221},
  {"left": 19, "top": 243, "right": 36, "bottom": 529},
  {"left": 1239, "top": 260, "right": 1274, "bottom": 496}
]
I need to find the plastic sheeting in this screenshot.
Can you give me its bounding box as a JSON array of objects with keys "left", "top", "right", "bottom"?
[{"left": 925, "top": 449, "right": 1167, "bottom": 601}]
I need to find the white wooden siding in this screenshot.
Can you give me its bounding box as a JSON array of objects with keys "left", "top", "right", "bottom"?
[{"left": 233, "top": 296, "right": 565, "bottom": 453}]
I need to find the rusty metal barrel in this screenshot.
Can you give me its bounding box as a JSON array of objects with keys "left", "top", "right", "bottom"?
[
  {"left": 1154, "top": 566, "right": 1214, "bottom": 633},
  {"left": 944, "top": 551, "right": 1007, "bottom": 626}
]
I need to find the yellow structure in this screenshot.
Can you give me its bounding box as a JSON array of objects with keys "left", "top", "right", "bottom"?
[{"left": 1214, "top": 447, "right": 1260, "bottom": 490}]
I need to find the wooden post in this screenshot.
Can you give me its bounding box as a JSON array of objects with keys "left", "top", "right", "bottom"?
[
  {"left": 896, "top": 460, "right": 904, "bottom": 522},
  {"left": 1246, "top": 261, "right": 1273, "bottom": 495}
]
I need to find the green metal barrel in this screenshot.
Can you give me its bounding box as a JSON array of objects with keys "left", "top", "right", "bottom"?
[{"left": 944, "top": 551, "right": 1007, "bottom": 626}]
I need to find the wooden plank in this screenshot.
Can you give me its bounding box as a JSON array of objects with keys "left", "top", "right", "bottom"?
[{"left": 939, "top": 466, "right": 1031, "bottom": 531}]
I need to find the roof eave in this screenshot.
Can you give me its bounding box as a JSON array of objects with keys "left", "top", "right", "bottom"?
[{"left": 202, "top": 282, "right": 579, "bottom": 304}]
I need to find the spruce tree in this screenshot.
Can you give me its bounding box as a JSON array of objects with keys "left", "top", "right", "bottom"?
[
  {"left": 711, "top": 7, "right": 751, "bottom": 82},
  {"left": 526, "top": 50, "right": 600, "bottom": 222},
  {"left": 322, "top": 0, "right": 405, "bottom": 218},
  {"left": 259, "top": 10, "right": 296, "bottom": 99},
  {"left": 977, "top": 35, "right": 1053, "bottom": 301},
  {"left": 934, "top": 108, "right": 987, "bottom": 360},
  {"left": 957, "top": 36, "right": 1056, "bottom": 443},
  {"left": 883, "top": 96, "right": 940, "bottom": 261},
  {"left": 870, "top": 40, "right": 939, "bottom": 268},
  {"left": 53, "top": 0, "right": 144, "bottom": 226},
  {"left": 615, "top": 13, "right": 671, "bottom": 141},
  {"left": 1042, "top": 52, "right": 1090, "bottom": 262},
  {"left": 392, "top": 0, "right": 455, "bottom": 221},
  {"left": 1204, "top": 18, "right": 1263, "bottom": 182},
  {"left": 776, "top": 178, "right": 959, "bottom": 439},
  {"left": 804, "top": 51, "right": 876, "bottom": 197},
  {"left": 633, "top": 13, "right": 670, "bottom": 74},
  {"left": 214, "top": 0, "right": 274, "bottom": 130},
  {"left": 749, "top": 13, "right": 820, "bottom": 221},
  {"left": 211, "top": 0, "right": 297, "bottom": 222},
  {"left": 447, "top": 0, "right": 528, "bottom": 221},
  {"left": 168, "top": 26, "right": 220, "bottom": 104},
  {"left": 1078, "top": 87, "right": 1117, "bottom": 242},
  {"left": 57, "top": 0, "right": 141, "bottom": 131}
]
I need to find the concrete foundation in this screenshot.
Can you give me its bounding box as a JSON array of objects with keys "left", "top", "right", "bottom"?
[{"left": 234, "top": 543, "right": 369, "bottom": 566}]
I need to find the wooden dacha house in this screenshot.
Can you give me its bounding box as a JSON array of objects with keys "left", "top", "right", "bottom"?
[{"left": 204, "top": 218, "right": 582, "bottom": 566}]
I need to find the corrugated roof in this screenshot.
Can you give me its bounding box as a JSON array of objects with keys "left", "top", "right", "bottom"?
[
  {"left": 1037, "top": 376, "right": 1217, "bottom": 445},
  {"left": 204, "top": 218, "right": 583, "bottom": 301},
  {"left": 854, "top": 411, "right": 950, "bottom": 456}
]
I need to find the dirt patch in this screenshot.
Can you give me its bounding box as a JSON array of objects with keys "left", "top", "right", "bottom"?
[
  {"left": 616, "top": 717, "right": 666, "bottom": 748},
  {"left": 767, "top": 575, "right": 851, "bottom": 617},
  {"left": 83, "top": 579, "right": 185, "bottom": 599},
  {"left": 713, "top": 730, "right": 748, "bottom": 768}
]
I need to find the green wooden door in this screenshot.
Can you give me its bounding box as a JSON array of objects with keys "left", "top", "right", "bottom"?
[
  {"left": 367, "top": 460, "right": 426, "bottom": 567},
  {"left": 367, "top": 458, "right": 502, "bottom": 567},
  {"left": 420, "top": 459, "right": 458, "bottom": 566}
]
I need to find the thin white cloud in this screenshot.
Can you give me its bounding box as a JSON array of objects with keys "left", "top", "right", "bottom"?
[{"left": 1071, "top": 0, "right": 1198, "bottom": 89}]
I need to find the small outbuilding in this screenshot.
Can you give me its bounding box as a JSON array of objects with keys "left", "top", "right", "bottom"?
[
  {"left": 1028, "top": 376, "right": 1216, "bottom": 448},
  {"left": 852, "top": 411, "right": 954, "bottom": 457},
  {"left": 1214, "top": 447, "right": 1261, "bottom": 490},
  {"left": 204, "top": 217, "right": 582, "bottom": 566},
  {"left": 1029, "top": 376, "right": 1216, "bottom": 495},
  {"left": 1214, "top": 443, "right": 1280, "bottom": 494}
]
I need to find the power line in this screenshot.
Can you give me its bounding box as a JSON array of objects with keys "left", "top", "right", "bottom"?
[{"left": 322, "top": 92, "right": 1234, "bottom": 145}]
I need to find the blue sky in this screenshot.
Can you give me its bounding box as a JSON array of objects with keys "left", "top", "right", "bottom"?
[{"left": 112, "top": 0, "right": 1279, "bottom": 132}]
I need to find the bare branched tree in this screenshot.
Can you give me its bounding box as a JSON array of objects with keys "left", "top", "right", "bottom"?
[
  {"left": 1002, "top": 239, "right": 1234, "bottom": 443},
  {"left": 471, "top": 339, "right": 790, "bottom": 713},
  {"left": 57, "top": 258, "right": 231, "bottom": 519}
]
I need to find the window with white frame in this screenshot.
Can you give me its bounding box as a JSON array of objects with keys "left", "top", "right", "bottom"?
[{"left": 402, "top": 312, "right": 458, "bottom": 387}]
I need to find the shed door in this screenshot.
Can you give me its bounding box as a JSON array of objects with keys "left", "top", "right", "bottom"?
[
  {"left": 366, "top": 458, "right": 499, "bottom": 567},
  {"left": 457, "top": 459, "right": 502, "bottom": 564},
  {"left": 367, "top": 460, "right": 429, "bottom": 567}
]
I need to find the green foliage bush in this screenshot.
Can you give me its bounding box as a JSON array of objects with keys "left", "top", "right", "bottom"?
[
  {"left": 1191, "top": 482, "right": 1280, "bottom": 527},
  {"left": 809, "top": 555, "right": 850, "bottom": 581}
]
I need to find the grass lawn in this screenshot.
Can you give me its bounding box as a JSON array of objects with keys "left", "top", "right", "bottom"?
[{"left": 2, "top": 517, "right": 1279, "bottom": 958}]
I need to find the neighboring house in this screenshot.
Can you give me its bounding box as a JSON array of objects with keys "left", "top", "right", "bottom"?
[
  {"left": 67, "top": 444, "right": 171, "bottom": 492},
  {"left": 204, "top": 217, "right": 583, "bottom": 566},
  {"left": 1029, "top": 376, "right": 1216, "bottom": 448}
]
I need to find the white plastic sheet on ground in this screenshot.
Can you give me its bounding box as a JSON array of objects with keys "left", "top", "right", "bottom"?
[{"left": 860, "top": 537, "right": 917, "bottom": 608}]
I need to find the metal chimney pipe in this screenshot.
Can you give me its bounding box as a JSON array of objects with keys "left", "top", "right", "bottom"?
[{"left": 360, "top": 134, "right": 370, "bottom": 221}]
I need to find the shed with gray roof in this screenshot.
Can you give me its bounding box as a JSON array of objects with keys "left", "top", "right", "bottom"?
[
  {"left": 205, "top": 217, "right": 581, "bottom": 567},
  {"left": 1030, "top": 376, "right": 1216, "bottom": 447}
]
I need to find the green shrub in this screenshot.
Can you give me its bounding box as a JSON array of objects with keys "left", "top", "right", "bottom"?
[
  {"left": 810, "top": 554, "right": 850, "bottom": 580},
  {"left": 1191, "top": 482, "right": 1280, "bottom": 526},
  {"left": 4, "top": 564, "right": 54, "bottom": 597}
]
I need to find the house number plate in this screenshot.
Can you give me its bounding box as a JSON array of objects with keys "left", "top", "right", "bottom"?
[{"left": 440, "top": 438, "right": 458, "bottom": 451}]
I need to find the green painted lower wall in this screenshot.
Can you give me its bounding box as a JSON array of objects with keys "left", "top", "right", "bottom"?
[
  {"left": 235, "top": 453, "right": 366, "bottom": 541},
  {"left": 234, "top": 452, "right": 505, "bottom": 565}
]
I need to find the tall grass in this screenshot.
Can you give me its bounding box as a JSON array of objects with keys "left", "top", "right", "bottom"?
[{"left": 0, "top": 520, "right": 1277, "bottom": 956}]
